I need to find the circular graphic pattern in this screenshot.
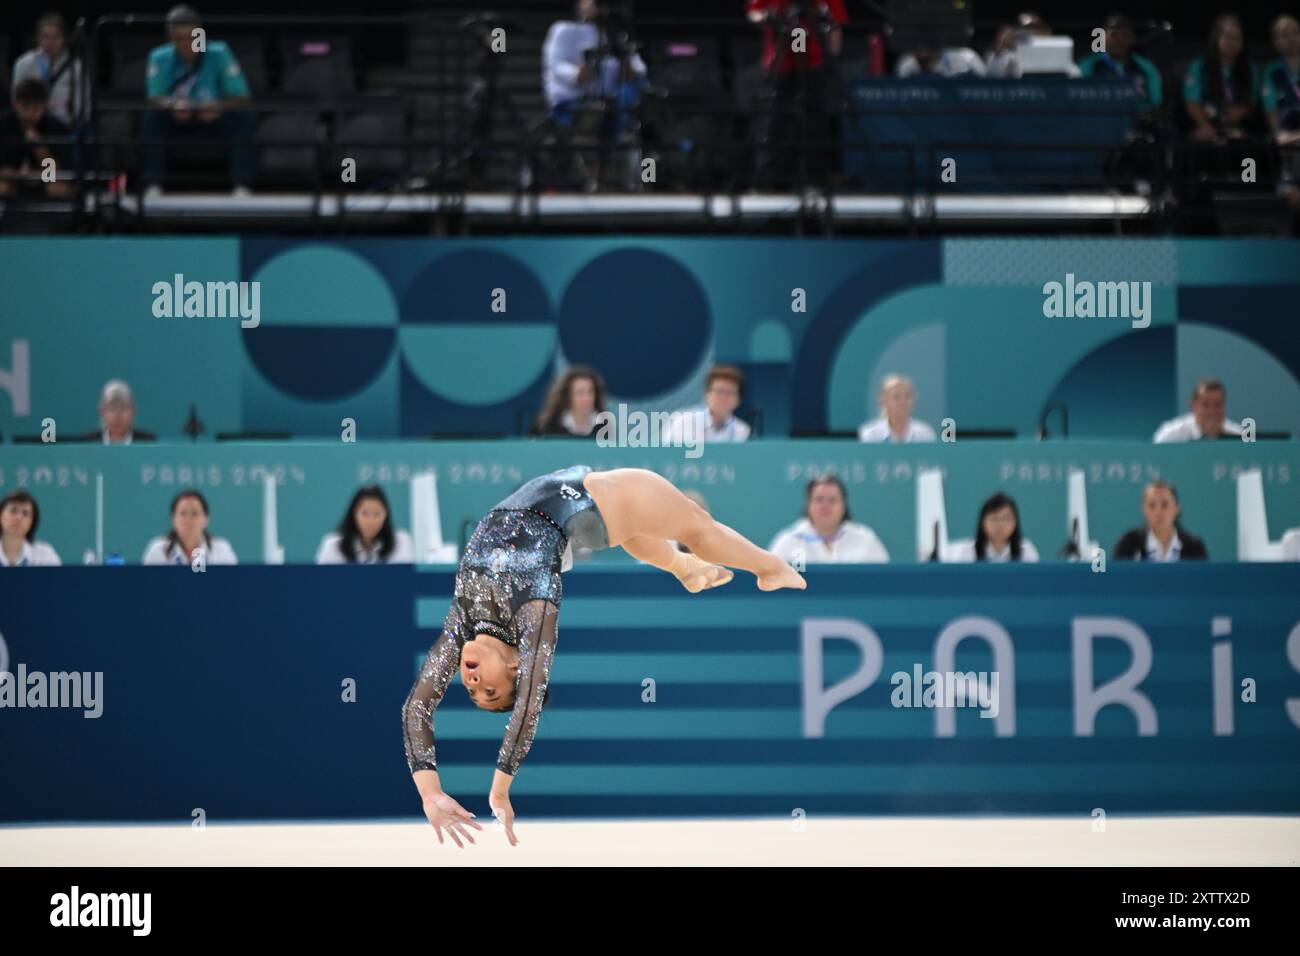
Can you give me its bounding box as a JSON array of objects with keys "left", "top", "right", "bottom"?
[
  {"left": 242, "top": 246, "right": 398, "bottom": 401},
  {"left": 558, "top": 249, "right": 711, "bottom": 398},
  {"left": 400, "top": 251, "right": 556, "bottom": 405}
]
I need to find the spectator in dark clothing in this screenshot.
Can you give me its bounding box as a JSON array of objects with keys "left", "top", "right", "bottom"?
[
  {"left": 0, "top": 78, "right": 72, "bottom": 197},
  {"left": 746, "top": 0, "right": 849, "bottom": 189}
]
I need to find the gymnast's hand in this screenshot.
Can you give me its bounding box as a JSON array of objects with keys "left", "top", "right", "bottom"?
[
  {"left": 422, "top": 791, "right": 483, "bottom": 848},
  {"left": 490, "top": 792, "right": 519, "bottom": 846}
]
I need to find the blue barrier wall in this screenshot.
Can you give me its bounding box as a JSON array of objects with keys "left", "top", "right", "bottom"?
[{"left": 2, "top": 565, "right": 1297, "bottom": 822}]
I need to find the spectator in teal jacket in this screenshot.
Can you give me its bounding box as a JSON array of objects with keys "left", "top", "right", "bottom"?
[
  {"left": 1078, "top": 14, "right": 1163, "bottom": 114},
  {"left": 1261, "top": 14, "right": 1300, "bottom": 141},
  {"left": 141, "top": 4, "right": 254, "bottom": 195},
  {"left": 1184, "top": 14, "right": 1260, "bottom": 141},
  {"left": 1261, "top": 14, "right": 1300, "bottom": 205}
]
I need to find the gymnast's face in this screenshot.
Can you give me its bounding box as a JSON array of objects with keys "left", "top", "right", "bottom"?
[{"left": 462, "top": 636, "right": 519, "bottom": 711}]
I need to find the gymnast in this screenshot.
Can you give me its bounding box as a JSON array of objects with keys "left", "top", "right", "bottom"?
[{"left": 401, "top": 464, "right": 806, "bottom": 847}]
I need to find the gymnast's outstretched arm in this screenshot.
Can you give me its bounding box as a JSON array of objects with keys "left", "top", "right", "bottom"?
[
  {"left": 402, "top": 602, "right": 482, "bottom": 847},
  {"left": 488, "top": 598, "right": 560, "bottom": 845}
]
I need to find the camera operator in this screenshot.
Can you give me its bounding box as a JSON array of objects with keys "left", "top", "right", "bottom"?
[
  {"left": 746, "top": 0, "right": 849, "bottom": 190},
  {"left": 543, "top": 0, "right": 647, "bottom": 190}
]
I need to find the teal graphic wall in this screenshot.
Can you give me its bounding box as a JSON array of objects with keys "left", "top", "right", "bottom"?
[{"left": 2, "top": 238, "right": 1298, "bottom": 441}]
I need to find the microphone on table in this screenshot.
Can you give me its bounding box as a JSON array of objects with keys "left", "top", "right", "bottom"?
[
  {"left": 1060, "top": 516, "right": 1081, "bottom": 560},
  {"left": 182, "top": 403, "right": 205, "bottom": 442}
]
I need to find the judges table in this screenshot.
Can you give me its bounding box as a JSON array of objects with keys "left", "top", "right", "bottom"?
[
  {"left": 1, "top": 440, "right": 1298, "bottom": 568},
  {"left": 1, "top": 563, "right": 1297, "bottom": 821}
]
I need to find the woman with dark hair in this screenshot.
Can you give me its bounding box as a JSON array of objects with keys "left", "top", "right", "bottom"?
[
  {"left": 1114, "top": 480, "right": 1209, "bottom": 561},
  {"left": 530, "top": 365, "right": 606, "bottom": 437},
  {"left": 142, "top": 489, "right": 237, "bottom": 565},
  {"left": 1185, "top": 14, "right": 1260, "bottom": 141},
  {"left": 951, "top": 492, "right": 1039, "bottom": 563},
  {"left": 403, "top": 464, "right": 805, "bottom": 848},
  {"left": 0, "top": 489, "right": 61, "bottom": 566},
  {"left": 767, "top": 475, "right": 889, "bottom": 563},
  {"left": 316, "top": 485, "right": 414, "bottom": 564}
]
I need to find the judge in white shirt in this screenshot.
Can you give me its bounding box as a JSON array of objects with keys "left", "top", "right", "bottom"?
[
  {"left": 1153, "top": 378, "right": 1242, "bottom": 442},
  {"left": 663, "top": 364, "right": 752, "bottom": 446},
  {"left": 948, "top": 492, "right": 1040, "bottom": 563},
  {"left": 858, "top": 374, "right": 937, "bottom": 443},
  {"left": 769, "top": 475, "right": 890, "bottom": 564},
  {"left": 142, "top": 489, "right": 238, "bottom": 565},
  {"left": 0, "top": 489, "right": 62, "bottom": 566},
  {"left": 316, "top": 485, "right": 415, "bottom": 564}
]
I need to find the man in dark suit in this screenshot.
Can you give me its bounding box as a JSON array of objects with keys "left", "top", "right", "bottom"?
[{"left": 78, "top": 379, "right": 157, "bottom": 444}]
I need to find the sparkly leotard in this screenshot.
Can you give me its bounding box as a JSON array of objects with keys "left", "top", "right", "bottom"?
[{"left": 402, "top": 465, "right": 609, "bottom": 776}]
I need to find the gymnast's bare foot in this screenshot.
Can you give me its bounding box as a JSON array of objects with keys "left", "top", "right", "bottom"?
[
  {"left": 757, "top": 561, "right": 807, "bottom": 591},
  {"left": 672, "top": 553, "right": 735, "bottom": 593}
]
